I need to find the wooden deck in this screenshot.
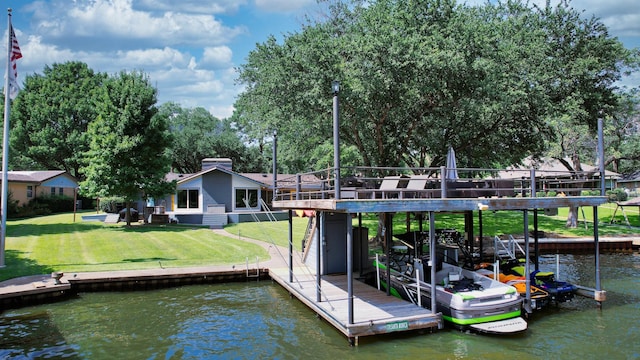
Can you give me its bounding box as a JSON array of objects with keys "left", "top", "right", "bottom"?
[{"left": 269, "top": 267, "right": 443, "bottom": 344}]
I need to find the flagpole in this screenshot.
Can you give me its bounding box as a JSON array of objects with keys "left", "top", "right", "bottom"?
[{"left": 1, "top": 8, "right": 13, "bottom": 267}]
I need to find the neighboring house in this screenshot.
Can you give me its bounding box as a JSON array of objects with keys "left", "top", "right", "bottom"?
[
  {"left": 617, "top": 171, "right": 640, "bottom": 193},
  {"left": 497, "top": 156, "right": 620, "bottom": 192},
  {"left": 0, "top": 170, "right": 78, "bottom": 206}
]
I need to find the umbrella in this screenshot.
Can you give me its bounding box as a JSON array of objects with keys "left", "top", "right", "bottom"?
[{"left": 446, "top": 146, "right": 458, "bottom": 180}]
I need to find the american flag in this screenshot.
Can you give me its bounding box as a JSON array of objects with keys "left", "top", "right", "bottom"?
[{"left": 7, "top": 22, "right": 22, "bottom": 100}]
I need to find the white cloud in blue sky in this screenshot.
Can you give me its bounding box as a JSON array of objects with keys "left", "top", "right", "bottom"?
[{"left": 4, "top": 0, "right": 639, "bottom": 119}]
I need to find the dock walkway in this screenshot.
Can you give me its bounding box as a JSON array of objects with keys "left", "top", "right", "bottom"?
[{"left": 269, "top": 268, "right": 442, "bottom": 345}]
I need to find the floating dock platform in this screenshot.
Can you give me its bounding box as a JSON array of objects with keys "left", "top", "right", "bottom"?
[{"left": 269, "top": 268, "right": 443, "bottom": 345}]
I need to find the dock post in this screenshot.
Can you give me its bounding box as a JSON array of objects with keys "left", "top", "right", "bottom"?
[
  {"left": 317, "top": 211, "right": 323, "bottom": 302},
  {"left": 440, "top": 166, "right": 447, "bottom": 198},
  {"left": 385, "top": 213, "right": 393, "bottom": 296},
  {"left": 533, "top": 209, "right": 540, "bottom": 272},
  {"left": 594, "top": 205, "right": 602, "bottom": 308},
  {"left": 289, "top": 209, "right": 293, "bottom": 283},
  {"left": 523, "top": 209, "right": 532, "bottom": 314},
  {"left": 429, "top": 211, "right": 437, "bottom": 316},
  {"left": 347, "top": 213, "right": 354, "bottom": 324},
  {"left": 332, "top": 80, "right": 341, "bottom": 200}
]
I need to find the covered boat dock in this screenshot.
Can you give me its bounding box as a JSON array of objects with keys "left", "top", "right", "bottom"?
[{"left": 271, "top": 165, "right": 610, "bottom": 344}]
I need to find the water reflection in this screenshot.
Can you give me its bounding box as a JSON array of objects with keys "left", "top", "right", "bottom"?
[{"left": 0, "top": 252, "right": 639, "bottom": 359}]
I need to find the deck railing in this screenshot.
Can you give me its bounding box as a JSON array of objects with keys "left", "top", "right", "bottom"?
[{"left": 272, "top": 166, "right": 610, "bottom": 202}]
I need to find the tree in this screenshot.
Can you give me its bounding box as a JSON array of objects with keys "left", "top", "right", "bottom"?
[
  {"left": 603, "top": 88, "right": 640, "bottom": 175},
  {"left": 534, "top": 1, "right": 637, "bottom": 227},
  {"left": 80, "top": 71, "right": 174, "bottom": 225},
  {"left": 234, "top": 0, "right": 550, "bottom": 171},
  {"left": 234, "top": 0, "right": 635, "bottom": 176},
  {"left": 235, "top": 0, "right": 637, "bottom": 232},
  {"left": 159, "top": 102, "right": 263, "bottom": 174},
  {"left": 10, "top": 61, "right": 106, "bottom": 179}
]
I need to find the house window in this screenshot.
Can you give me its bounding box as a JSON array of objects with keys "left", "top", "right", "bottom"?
[
  {"left": 27, "top": 186, "right": 33, "bottom": 198},
  {"left": 51, "top": 187, "right": 56, "bottom": 196},
  {"left": 177, "top": 189, "right": 199, "bottom": 209},
  {"left": 59, "top": 188, "right": 64, "bottom": 196},
  {"left": 235, "top": 188, "right": 258, "bottom": 209}
]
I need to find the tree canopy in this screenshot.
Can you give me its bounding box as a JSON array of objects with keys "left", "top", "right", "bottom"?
[
  {"left": 158, "top": 102, "right": 263, "bottom": 174},
  {"left": 10, "top": 61, "right": 107, "bottom": 179},
  {"left": 234, "top": 0, "right": 637, "bottom": 172},
  {"left": 79, "top": 71, "right": 174, "bottom": 224}
]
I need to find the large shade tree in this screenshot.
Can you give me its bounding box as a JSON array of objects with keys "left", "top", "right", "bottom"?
[
  {"left": 159, "top": 103, "right": 263, "bottom": 174},
  {"left": 80, "top": 71, "right": 174, "bottom": 225},
  {"left": 234, "top": 0, "right": 635, "bottom": 174},
  {"left": 10, "top": 61, "right": 106, "bottom": 179},
  {"left": 535, "top": 2, "right": 638, "bottom": 226},
  {"left": 608, "top": 89, "right": 640, "bottom": 175}
]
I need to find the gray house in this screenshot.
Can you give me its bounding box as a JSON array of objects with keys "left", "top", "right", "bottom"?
[{"left": 158, "top": 159, "right": 288, "bottom": 227}]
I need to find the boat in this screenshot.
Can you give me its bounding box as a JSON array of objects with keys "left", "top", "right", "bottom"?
[
  {"left": 500, "top": 259, "right": 577, "bottom": 303},
  {"left": 374, "top": 252, "right": 527, "bottom": 334},
  {"left": 475, "top": 263, "right": 551, "bottom": 310}
]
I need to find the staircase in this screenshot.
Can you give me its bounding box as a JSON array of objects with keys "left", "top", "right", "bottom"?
[{"left": 202, "top": 213, "right": 228, "bottom": 229}]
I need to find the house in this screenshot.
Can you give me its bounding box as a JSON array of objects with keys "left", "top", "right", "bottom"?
[
  {"left": 154, "top": 158, "right": 319, "bottom": 227},
  {"left": 0, "top": 170, "right": 78, "bottom": 206},
  {"left": 616, "top": 171, "right": 640, "bottom": 193},
  {"left": 496, "top": 156, "right": 620, "bottom": 193}
]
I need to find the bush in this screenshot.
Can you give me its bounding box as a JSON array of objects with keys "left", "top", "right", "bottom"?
[
  {"left": 99, "top": 196, "right": 126, "bottom": 213},
  {"left": 4, "top": 191, "right": 20, "bottom": 218},
  {"left": 606, "top": 188, "right": 628, "bottom": 203},
  {"left": 31, "top": 195, "right": 75, "bottom": 213}
]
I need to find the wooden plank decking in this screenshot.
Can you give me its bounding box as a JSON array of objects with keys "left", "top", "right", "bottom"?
[{"left": 269, "top": 267, "right": 442, "bottom": 344}]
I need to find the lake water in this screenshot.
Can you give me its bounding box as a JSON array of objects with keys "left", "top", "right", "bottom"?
[{"left": 1, "top": 252, "right": 639, "bottom": 359}]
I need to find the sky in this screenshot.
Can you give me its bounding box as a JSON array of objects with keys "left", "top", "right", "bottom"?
[{"left": 3, "top": 0, "right": 639, "bottom": 120}]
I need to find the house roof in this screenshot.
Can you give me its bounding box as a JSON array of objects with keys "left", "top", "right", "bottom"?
[
  {"left": 496, "top": 157, "right": 620, "bottom": 179},
  {"left": 618, "top": 170, "right": 640, "bottom": 183},
  {"left": 167, "top": 168, "right": 322, "bottom": 190},
  {"left": 0, "top": 170, "right": 71, "bottom": 183},
  {"left": 168, "top": 166, "right": 266, "bottom": 187}
]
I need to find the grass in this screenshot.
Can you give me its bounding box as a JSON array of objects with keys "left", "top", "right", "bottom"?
[
  {"left": 1, "top": 212, "right": 271, "bottom": 281},
  {"left": 2, "top": 204, "right": 638, "bottom": 282}
]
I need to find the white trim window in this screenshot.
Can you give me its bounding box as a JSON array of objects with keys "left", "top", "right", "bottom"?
[
  {"left": 235, "top": 188, "right": 259, "bottom": 210},
  {"left": 177, "top": 189, "right": 200, "bottom": 209},
  {"left": 26, "top": 185, "right": 33, "bottom": 198}
]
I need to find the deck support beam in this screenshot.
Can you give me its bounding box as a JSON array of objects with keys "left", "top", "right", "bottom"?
[
  {"left": 594, "top": 205, "right": 602, "bottom": 308},
  {"left": 523, "top": 209, "right": 532, "bottom": 314},
  {"left": 429, "top": 211, "right": 437, "bottom": 315},
  {"left": 317, "top": 211, "right": 323, "bottom": 302},
  {"left": 347, "top": 213, "right": 354, "bottom": 324},
  {"left": 288, "top": 209, "right": 293, "bottom": 283}
]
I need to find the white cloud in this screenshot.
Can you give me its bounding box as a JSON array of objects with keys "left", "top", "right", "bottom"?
[
  {"left": 19, "top": 35, "right": 81, "bottom": 67},
  {"left": 116, "top": 47, "right": 189, "bottom": 68},
  {"left": 30, "top": 0, "right": 246, "bottom": 49},
  {"left": 136, "top": 0, "right": 247, "bottom": 14},
  {"left": 201, "top": 46, "right": 233, "bottom": 68}
]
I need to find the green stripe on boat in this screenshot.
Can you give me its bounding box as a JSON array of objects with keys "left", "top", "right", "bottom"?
[{"left": 442, "top": 310, "right": 522, "bottom": 326}]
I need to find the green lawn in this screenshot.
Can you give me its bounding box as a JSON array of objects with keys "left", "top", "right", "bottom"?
[
  {"left": 2, "top": 204, "right": 638, "bottom": 282},
  {"left": 1, "top": 212, "right": 271, "bottom": 281}
]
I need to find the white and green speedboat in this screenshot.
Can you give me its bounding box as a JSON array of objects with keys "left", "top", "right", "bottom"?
[{"left": 374, "top": 254, "right": 527, "bottom": 334}]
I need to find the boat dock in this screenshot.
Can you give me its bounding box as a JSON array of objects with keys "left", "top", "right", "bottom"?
[
  {"left": 513, "top": 236, "right": 635, "bottom": 253},
  {"left": 484, "top": 236, "right": 637, "bottom": 255},
  {"left": 0, "top": 266, "right": 270, "bottom": 310},
  {"left": 269, "top": 267, "right": 442, "bottom": 345}
]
